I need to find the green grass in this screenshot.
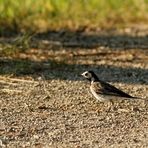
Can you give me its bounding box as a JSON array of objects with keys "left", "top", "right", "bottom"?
[{"left": 0, "top": 0, "right": 148, "bottom": 32}]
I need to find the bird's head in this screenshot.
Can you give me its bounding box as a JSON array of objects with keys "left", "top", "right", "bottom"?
[{"left": 81, "top": 71, "right": 98, "bottom": 82}]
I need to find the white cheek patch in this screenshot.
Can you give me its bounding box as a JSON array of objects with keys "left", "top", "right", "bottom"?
[
  {"left": 82, "top": 72, "right": 91, "bottom": 79},
  {"left": 84, "top": 72, "right": 89, "bottom": 77}
]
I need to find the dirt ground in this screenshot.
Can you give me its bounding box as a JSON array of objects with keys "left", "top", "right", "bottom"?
[{"left": 0, "top": 27, "right": 148, "bottom": 147}]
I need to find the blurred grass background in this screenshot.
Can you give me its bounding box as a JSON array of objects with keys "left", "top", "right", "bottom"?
[{"left": 0, "top": 0, "right": 148, "bottom": 32}]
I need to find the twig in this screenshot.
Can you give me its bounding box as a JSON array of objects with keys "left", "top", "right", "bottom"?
[
  {"left": 0, "top": 76, "right": 38, "bottom": 84},
  {"left": 1, "top": 88, "right": 22, "bottom": 93},
  {"left": 0, "top": 80, "right": 18, "bottom": 85}
]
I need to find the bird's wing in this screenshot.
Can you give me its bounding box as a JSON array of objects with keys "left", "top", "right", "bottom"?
[{"left": 93, "top": 81, "right": 134, "bottom": 98}]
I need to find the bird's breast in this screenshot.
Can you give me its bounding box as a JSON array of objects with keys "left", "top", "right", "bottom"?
[{"left": 90, "top": 85, "right": 106, "bottom": 102}]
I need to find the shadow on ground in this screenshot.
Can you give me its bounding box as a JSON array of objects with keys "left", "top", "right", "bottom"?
[
  {"left": 0, "top": 58, "right": 147, "bottom": 85},
  {"left": 0, "top": 28, "right": 148, "bottom": 49},
  {"left": 0, "top": 29, "right": 148, "bottom": 84},
  {"left": 33, "top": 29, "right": 148, "bottom": 49}
]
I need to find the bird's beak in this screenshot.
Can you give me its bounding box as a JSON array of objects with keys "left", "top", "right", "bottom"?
[{"left": 80, "top": 73, "right": 84, "bottom": 77}]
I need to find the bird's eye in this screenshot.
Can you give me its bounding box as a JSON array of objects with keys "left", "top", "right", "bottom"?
[{"left": 85, "top": 73, "right": 89, "bottom": 77}]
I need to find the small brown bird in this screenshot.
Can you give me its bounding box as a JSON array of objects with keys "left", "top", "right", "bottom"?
[{"left": 81, "top": 70, "right": 142, "bottom": 102}]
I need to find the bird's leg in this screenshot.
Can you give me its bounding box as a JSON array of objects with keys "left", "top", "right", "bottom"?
[
  {"left": 99, "top": 100, "right": 113, "bottom": 121},
  {"left": 107, "top": 100, "right": 114, "bottom": 113}
]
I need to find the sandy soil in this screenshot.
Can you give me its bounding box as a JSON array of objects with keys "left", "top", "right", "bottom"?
[{"left": 0, "top": 27, "right": 148, "bottom": 147}]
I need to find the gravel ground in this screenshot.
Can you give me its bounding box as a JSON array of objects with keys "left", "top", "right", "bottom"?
[{"left": 0, "top": 28, "right": 148, "bottom": 147}]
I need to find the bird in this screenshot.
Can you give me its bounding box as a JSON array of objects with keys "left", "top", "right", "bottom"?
[{"left": 81, "top": 70, "right": 143, "bottom": 102}]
